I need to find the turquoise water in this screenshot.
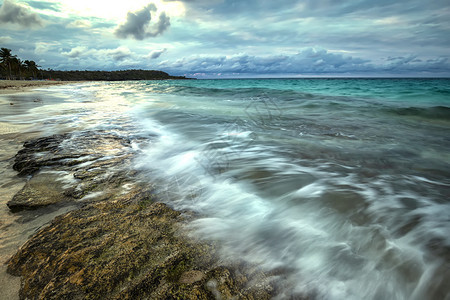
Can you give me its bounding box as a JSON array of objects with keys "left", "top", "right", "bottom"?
[
  {"left": 134, "top": 78, "right": 450, "bottom": 105},
  {"left": 128, "top": 78, "right": 450, "bottom": 299},
  {"left": 1, "top": 79, "right": 449, "bottom": 299}
]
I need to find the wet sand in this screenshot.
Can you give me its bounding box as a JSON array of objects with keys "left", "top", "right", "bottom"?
[{"left": 0, "top": 85, "right": 74, "bottom": 300}]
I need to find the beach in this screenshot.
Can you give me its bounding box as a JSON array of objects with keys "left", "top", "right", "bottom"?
[
  {"left": 0, "top": 82, "right": 71, "bottom": 300},
  {"left": 0, "top": 80, "right": 81, "bottom": 95},
  {"left": 0, "top": 79, "right": 449, "bottom": 299}
]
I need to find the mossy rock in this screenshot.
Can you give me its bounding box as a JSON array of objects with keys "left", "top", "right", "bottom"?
[{"left": 7, "top": 193, "right": 274, "bottom": 299}]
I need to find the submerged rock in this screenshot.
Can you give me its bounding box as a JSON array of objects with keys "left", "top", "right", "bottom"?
[{"left": 6, "top": 133, "right": 276, "bottom": 299}]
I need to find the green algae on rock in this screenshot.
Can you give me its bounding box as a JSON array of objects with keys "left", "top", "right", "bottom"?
[
  {"left": 6, "top": 133, "right": 276, "bottom": 299},
  {"left": 7, "top": 187, "right": 274, "bottom": 299}
]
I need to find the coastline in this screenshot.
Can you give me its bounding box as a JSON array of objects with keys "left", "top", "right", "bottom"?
[
  {"left": 0, "top": 80, "right": 81, "bottom": 95},
  {"left": 0, "top": 84, "right": 276, "bottom": 299}
]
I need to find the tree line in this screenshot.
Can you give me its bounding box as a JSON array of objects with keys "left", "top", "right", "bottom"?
[
  {"left": 0, "top": 48, "right": 190, "bottom": 81},
  {"left": 0, "top": 48, "right": 41, "bottom": 80}
]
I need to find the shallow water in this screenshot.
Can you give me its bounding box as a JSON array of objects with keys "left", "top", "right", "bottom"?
[{"left": 1, "top": 79, "right": 449, "bottom": 299}]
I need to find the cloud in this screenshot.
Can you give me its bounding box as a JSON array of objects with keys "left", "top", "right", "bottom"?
[
  {"left": 62, "top": 46, "right": 132, "bottom": 61},
  {"left": 114, "top": 4, "right": 170, "bottom": 40},
  {"left": 106, "top": 46, "right": 132, "bottom": 61},
  {"left": 160, "top": 48, "right": 371, "bottom": 75},
  {"left": 0, "top": 35, "right": 12, "bottom": 43},
  {"left": 66, "top": 19, "right": 92, "bottom": 29},
  {"left": 35, "top": 42, "right": 55, "bottom": 55},
  {"left": 27, "top": 0, "right": 61, "bottom": 12},
  {"left": 147, "top": 48, "right": 167, "bottom": 59},
  {"left": 166, "top": 0, "right": 449, "bottom": 17},
  {"left": 0, "top": 0, "right": 44, "bottom": 28},
  {"left": 381, "top": 56, "right": 450, "bottom": 73},
  {"left": 62, "top": 46, "right": 87, "bottom": 58},
  {"left": 158, "top": 48, "right": 450, "bottom": 76},
  {"left": 149, "top": 12, "right": 170, "bottom": 37}
]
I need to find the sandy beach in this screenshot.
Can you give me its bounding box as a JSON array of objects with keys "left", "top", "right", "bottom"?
[
  {"left": 0, "top": 80, "right": 79, "bottom": 95},
  {"left": 0, "top": 84, "right": 77, "bottom": 299}
]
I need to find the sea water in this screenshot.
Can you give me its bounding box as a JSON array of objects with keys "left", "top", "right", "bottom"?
[{"left": 1, "top": 78, "right": 449, "bottom": 299}]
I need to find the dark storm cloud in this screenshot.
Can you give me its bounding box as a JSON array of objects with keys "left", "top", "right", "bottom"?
[
  {"left": 149, "top": 12, "right": 170, "bottom": 37},
  {"left": 114, "top": 3, "right": 170, "bottom": 40},
  {"left": 0, "top": 0, "right": 43, "bottom": 27}
]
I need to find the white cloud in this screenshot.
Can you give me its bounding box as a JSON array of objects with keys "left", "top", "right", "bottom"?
[
  {"left": 61, "top": 46, "right": 132, "bottom": 61},
  {"left": 374, "top": 16, "right": 402, "bottom": 25},
  {"left": 66, "top": 19, "right": 92, "bottom": 28},
  {"left": 61, "top": 46, "right": 87, "bottom": 58},
  {"left": 35, "top": 42, "right": 57, "bottom": 55},
  {"left": 0, "top": 35, "right": 12, "bottom": 43},
  {"left": 146, "top": 48, "right": 167, "bottom": 59},
  {"left": 104, "top": 46, "right": 132, "bottom": 61},
  {"left": 158, "top": 48, "right": 371, "bottom": 75}
]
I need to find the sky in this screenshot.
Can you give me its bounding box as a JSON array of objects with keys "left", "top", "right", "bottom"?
[{"left": 1, "top": 0, "right": 450, "bottom": 78}]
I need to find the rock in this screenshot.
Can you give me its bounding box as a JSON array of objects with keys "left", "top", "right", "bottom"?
[
  {"left": 8, "top": 131, "right": 135, "bottom": 211},
  {"left": 7, "top": 188, "right": 274, "bottom": 299},
  {"left": 7, "top": 171, "right": 71, "bottom": 211},
  {"left": 179, "top": 270, "right": 205, "bottom": 284},
  {"left": 12, "top": 133, "right": 71, "bottom": 175},
  {"left": 6, "top": 132, "right": 278, "bottom": 299}
]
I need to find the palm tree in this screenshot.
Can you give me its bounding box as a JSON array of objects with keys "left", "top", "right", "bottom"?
[
  {"left": 0, "top": 48, "right": 16, "bottom": 80},
  {"left": 12, "top": 58, "right": 27, "bottom": 80},
  {"left": 24, "top": 60, "right": 40, "bottom": 79}
]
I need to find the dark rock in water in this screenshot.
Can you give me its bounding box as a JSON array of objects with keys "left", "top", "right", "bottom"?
[
  {"left": 8, "top": 131, "right": 135, "bottom": 210},
  {"left": 6, "top": 132, "right": 276, "bottom": 299},
  {"left": 12, "top": 132, "right": 131, "bottom": 177},
  {"left": 13, "top": 133, "right": 71, "bottom": 176},
  {"left": 7, "top": 187, "right": 274, "bottom": 299}
]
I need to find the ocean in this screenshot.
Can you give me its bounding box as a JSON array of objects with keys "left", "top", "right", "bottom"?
[{"left": 1, "top": 78, "right": 449, "bottom": 299}]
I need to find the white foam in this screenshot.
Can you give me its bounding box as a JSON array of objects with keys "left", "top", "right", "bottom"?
[
  {"left": 23, "top": 82, "right": 446, "bottom": 299},
  {"left": 132, "top": 117, "right": 449, "bottom": 299}
]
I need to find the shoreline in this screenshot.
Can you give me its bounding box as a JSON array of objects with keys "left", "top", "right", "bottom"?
[
  {"left": 0, "top": 80, "right": 82, "bottom": 95},
  {"left": 0, "top": 86, "right": 277, "bottom": 299},
  {"left": 2, "top": 131, "right": 275, "bottom": 300}
]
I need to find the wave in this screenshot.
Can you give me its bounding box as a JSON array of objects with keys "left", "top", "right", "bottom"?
[
  {"left": 139, "top": 81, "right": 327, "bottom": 101},
  {"left": 386, "top": 106, "right": 450, "bottom": 121}
]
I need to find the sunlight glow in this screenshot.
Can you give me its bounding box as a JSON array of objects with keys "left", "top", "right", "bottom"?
[{"left": 58, "top": 0, "right": 185, "bottom": 20}]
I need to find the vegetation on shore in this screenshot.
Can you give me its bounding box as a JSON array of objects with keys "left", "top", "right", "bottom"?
[{"left": 0, "top": 47, "right": 189, "bottom": 81}]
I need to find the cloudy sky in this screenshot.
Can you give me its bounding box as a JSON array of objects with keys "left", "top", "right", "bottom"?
[{"left": 1, "top": 0, "right": 450, "bottom": 78}]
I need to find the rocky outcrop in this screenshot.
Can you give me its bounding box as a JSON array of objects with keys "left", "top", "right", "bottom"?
[
  {"left": 7, "top": 131, "right": 135, "bottom": 211},
  {"left": 6, "top": 132, "right": 276, "bottom": 299},
  {"left": 7, "top": 191, "right": 274, "bottom": 299}
]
